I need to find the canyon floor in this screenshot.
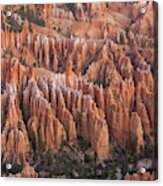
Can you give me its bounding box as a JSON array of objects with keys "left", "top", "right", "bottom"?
[{"left": 1, "top": 2, "right": 157, "bottom": 180}]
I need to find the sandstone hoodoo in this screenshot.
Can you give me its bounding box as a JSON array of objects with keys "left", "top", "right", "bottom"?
[{"left": 1, "top": 2, "right": 158, "bottom": 180}]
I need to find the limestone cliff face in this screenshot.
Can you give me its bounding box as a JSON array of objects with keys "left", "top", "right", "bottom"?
[{"left": 1, "top": 1, "right": 157, "bottom": 179}]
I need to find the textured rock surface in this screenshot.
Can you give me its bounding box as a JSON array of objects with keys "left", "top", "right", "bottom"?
[
  {"left": 1, "top": 2, "right": 157, "bottom": 180},
  {"left": 124, "top": 172, "right": 155, "bottom": 181}
]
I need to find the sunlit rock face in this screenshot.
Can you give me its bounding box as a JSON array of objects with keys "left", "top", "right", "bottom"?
[
  {"left": 1, "top": 1, "right": 157, "bottom": 180},
  {"left": 124, "top": 172, "right": 155, "bottom": 181}
]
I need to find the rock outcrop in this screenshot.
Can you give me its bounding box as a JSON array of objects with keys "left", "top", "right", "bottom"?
[
  {"left": 124, "top": 172, "right": 155, "bottom": 181},
  {"left": 1, "top": 1, "right": 157, "bottom": 179},
  {"left": 1, "top": 83, "right": 30, "bottom": 163}
]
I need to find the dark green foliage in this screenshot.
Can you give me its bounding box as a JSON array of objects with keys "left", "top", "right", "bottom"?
[
  {"left": 126, "top": 134, "right": 137, "bottom": 155},
  {"left": 60, "top": 134, "right": 66, "bottom": 150},
  {"left": 1, "top": 161, "right": 23, "bottom": 175},
  {"left": 56, "top": 4, "right": 69, "bottom": 11},
  {"left": 121, "top": 153, "right": 131, "bottom": 174},
  {"left": 130, "top": 135, "right": 154, "bottom": 161},
  {"left": 3, "top": 49, "right": 13, "bottom": 57},
  {"left": 56, "top": 27, "right": 62, "bottom": 32},
  {"left": 93, "top": 151, "right": 98, "bottom": 177},
  {"left": 84, "top": 153, "right": 90, "bottom": 163},
  {"left": 22, "top": 102, "right": 28, "bottom": 122},
  {"left": 19, "top": 58, "right": 26, "bottom": 66},
  {"left": 143, "top": 135, "right": 154, "bottom": 159},
  {"left": 125, "top": 26, "right": 130, "bottom": 37},
  {"left": 29, "top": 130, "right": 46, "bottom": 162},
  {"left": 28, "top": 130, "right": 36, "bottom": 151},
  {"left": 28, "top": 22, "right": 33, "bottom": 32},
  {"left": 92, "top": 79, "right": 101, "bottom": 86},
  {"left": 18, "top": 6, "right": 45, "bottom": 27},
  {"left": 64, "top": 161, "right": 74, "bottom": 177},
  {"left": 18, "top": 120, "right": 23, "bottom": 130},
  {"left": 20, "top": 5, "right": 25, "bottom": 11},
  {"left": 65, "top": 3, "right": 77, "bottom": 20},
  {"left": 108, "top": 162, "right": 117, "bottom": 180},
  {"left": 83, "top": 66, "right": 89, "bottom": 74},
  {"left": 56, "top": 3, "right": 76, "bottom": 16},
  {"left": 130, "top": 138, "right": 137, "bottom": 154},
  {"left": 1, "top": 22, "right": 5, "bottom": 31},
  {"left": 141, "top": 42, "right": 146, "bottom": 48},
  {"left": 26, "top": 6, "right": 45, "bottom": 26},
  {"left": 19, "top": 6, "right": 25, "bottom": 19},
  {"left": 10, "top": 163, "right": 23, "bottom": 174},
  {"left": 1, "top": 83, "right": 5, "bottom": 94},
  {"left": 38, "top": 132, "right": 46, "bottom": 153},
  {"left": 34, "top": 137, "right": 118, "bottom": 179},
  {"left": 77, "top": 111, "right": 82, "bottom": 126},
  {"left": 92, "top": 78, "right": 111, "bottom": 89},
  {"left": 139, "top": 145, "right": 144, "bottom": 159},
  {"left": 120, "top": 32, "right": 125, "bottom": 45},
  {"left": 1, "top": 100, "right": 8, "bottom": 130},
  {"left": 33, "top": 62, "right": 37, "bottom": 67},
  {"left": 65, "top": 3, "right": 75, "bottom": 12},
  {"left": 78, "top": 137, "right": 90, "bottom": 151},
  {"left": 104, "top": 78, "right": 112, "bottom": 88},
  {"left": 6, "top": 16, "right": 23, "bottom": 32},
  {"left": 45, "top": 150, "right": 53, "bottom": 166}
]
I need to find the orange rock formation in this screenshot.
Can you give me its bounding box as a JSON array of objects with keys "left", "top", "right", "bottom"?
[{"left": 1, "top": 1, "right": 157, "bottom": 179}]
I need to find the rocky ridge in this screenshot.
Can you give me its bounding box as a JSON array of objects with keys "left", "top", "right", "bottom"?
[{"left": 1, "top": 2, "right": 157, "bottom": 179}]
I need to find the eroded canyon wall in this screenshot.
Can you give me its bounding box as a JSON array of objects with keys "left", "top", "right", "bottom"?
[{"left": 1, "top": 2, "right": 157, "bottom": 179}]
